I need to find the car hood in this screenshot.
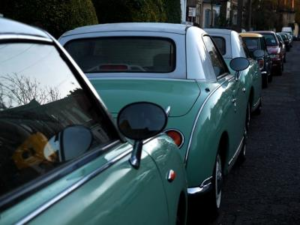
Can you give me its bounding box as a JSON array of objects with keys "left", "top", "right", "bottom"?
[{"left": 90, "top": 78, "right": 201, "bottom": 117}]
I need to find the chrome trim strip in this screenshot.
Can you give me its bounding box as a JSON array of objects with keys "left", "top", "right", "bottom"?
[
  {"left": 165, "top": 106, "right": 171, "bottom": 116},
  {"left": 16, "top": 146, "right": 132, "bottom": 225},
  {"left": 228, "top": 136, "right": 244, "bottom": 166},
  {"left": 185, "top": 76, "right": 235, "bottom": 163},
  {"left": 261, "top": 71, "right": 267, "bottom": 74},
  {"left": 187, "top": 176, "right": 213, "bottom": 195},
  {"left": 88, "top": 77, "right": 207, "bottom": 82},
  {"left": 165, "top": 128, "right": 185, "bottom": 149},
  {"left": 0, "top": 35, "right": 52, "bottom": 43}
]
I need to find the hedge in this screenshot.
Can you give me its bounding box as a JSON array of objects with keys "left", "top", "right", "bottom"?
[
  {"left": 1, "top": 0, "right": 98, "bottom": 38},
  {"left": 93, "top": 0, "right": 181, "bottom": 24},
  {"left": 164, "top": 0, "right": 181, "bottom": 23}
]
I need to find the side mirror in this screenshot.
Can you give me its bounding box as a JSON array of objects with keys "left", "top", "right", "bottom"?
[
  {"left": 253, "top": 49, "right": 264, "bottom": 59},
  {"left": 117, "top": 102, "right": 168, "bottom": 169},
  {"left": 229, "top": 57, "right": 250, "bottom": 80},
  {"left": 44, "top": 125, "right": 93, "bottom": 162}
]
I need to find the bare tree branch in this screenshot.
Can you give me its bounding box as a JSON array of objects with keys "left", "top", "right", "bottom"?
[{"left": 0, "top": 73, "right": 61, "bottom": 109}]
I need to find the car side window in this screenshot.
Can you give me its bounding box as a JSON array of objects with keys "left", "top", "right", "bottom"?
[
  {"left": 240, "top": 37, "right": 251, "bottom": 59},
  {"left": 203, "top": 36, "right": 228, "bottom": 78},
  {"left": 0, "top": 42, "right": 119, "bottom": 198}
]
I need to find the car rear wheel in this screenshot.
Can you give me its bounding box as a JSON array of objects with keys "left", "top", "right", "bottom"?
[
  {"left": 262, "top": 74, "right": 268, "bottom": 88},
  {"left": 277, "top": 64, "right": 283, "bottom": 75},
  {"left": 284, "top": 53, "right": 287, "bottom": 63},
  {"left": 246, "top": 102, "right": 251, "bottom": 130},
  {"left": 253, "top": 99, "right": 262, "bottom": 115},
  {"left": 268, "top": 74, "right": 273, "bottom": 82},
  {"left": 238, "top": 128, "right": 247, "bottom": 164},
  {"left": 204, "top": 153, "right": 223, "bottom": 216}
]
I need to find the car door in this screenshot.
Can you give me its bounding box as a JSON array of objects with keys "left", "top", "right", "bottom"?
[
  {"left": 240, "top": 37, "right": 262, "bottom": 108},
  {"left": 203, "top": 35, "right": 244, "bottom": 164},
  {"left": 0, "top": 40, "right": 169, "bottom": 225}
]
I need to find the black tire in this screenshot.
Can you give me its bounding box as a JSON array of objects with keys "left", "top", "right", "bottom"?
[
  {"left": 262, "top": 74, "right": 268, "bottom": 88},
  {"left": 268, "top": 74, "right": 273, "bottom": 82},
  {"left": 204, "top": 153, "right": 223, "bottom": 216},
  {"left": 176, "top": 195, "right": 186, "bottom": 225},
  {"left": 246, "top": 102, "right": 251, "bottom": 130},
  {"left": 277, "top": 64, "right": 283, "bottom": 75},
  {"left": 284, "top": 54, "right": 287, "bottom": 63},
  {"left": 253, "top": 99, "right": 262, "bottom": 115},
  {"left": 237, "top": 129, "right": 247, "bottom": 164}
]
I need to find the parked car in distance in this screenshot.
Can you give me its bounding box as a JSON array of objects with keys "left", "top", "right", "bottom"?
[
  {"left": 60, "top": 23, "right": 252, "bottom": 215},
  {"left": 240, "top": 32, "right": 273, "bottom": 87},
  {"left": 278, "top": 32, "right": 291, "bottom": 51},
  {"left": 205, "top": 28, "right": 262, "bottom": 112},
  {"left": 285, "top": 32, "right": 293, "bottom": 46},
  {"left": 281, "top": 26, "right": 293, "bottom": 36},
  {"left": 0, "top": 18, "right": 188, "bottom": 225},
  {"left": 255, "top": 31, "right": 285, "bottom": 75},
  {"left": 276, "top": 33, "right": 287, "bottom": 63}
]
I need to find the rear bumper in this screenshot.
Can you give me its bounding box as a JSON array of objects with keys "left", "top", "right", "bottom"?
[{"left": 187, "top": 177, "right": 213, "bottom": 195}]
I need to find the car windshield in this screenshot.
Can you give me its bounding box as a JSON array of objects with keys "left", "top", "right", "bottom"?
[
  {"left": 65, "top": 37, "right": 176, "bottom": 73},
  {"left": 261, "top": 34, "right": 278, "bottom": 46},
  {"left": 243, "top": 37, "right": 262, "bottom": 52},
  {"left": 0, "top": 42, "right": 117, "bottom": 196}
]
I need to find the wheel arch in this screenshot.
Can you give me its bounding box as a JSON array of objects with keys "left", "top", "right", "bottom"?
[{"left": 218, "top": 131, "right": 230, "bottom": 174}]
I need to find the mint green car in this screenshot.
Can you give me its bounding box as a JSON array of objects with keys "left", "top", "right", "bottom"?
[
  {"left": 0, "top": 18, "right": 188, "bottom": 225},
  {"left": 205, "top": 29, "right": 263, "bottom": 114},
  {"left": 60, "top": 23, "right": 255, "bottom": 213}
]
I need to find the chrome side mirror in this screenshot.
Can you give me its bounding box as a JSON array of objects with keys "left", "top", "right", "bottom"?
[
  {"left": 117, "top": 102, "right": 167, "bottom": 169},
  {"left": 229, "top": 57, "right": 250, "bottom": 80}
]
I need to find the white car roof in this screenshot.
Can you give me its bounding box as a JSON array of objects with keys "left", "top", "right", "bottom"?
[
  {"left": 61, "top": 22, "right": 195, "bottom": 37},
  {"left": 0, "top": 18, "right": 49, "bottom": 38},
  {"left": 204, "top": 28, "right": 234, "bottom": 36},
  {"left": 205, "top": 28, "right": 246, "bottom": 59}
]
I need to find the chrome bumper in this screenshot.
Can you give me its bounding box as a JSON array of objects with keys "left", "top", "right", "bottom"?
[{"left": 187, "top": 177, "right": 213, "bottom": 195}]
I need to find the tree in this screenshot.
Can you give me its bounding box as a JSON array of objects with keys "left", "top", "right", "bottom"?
[
  {"left": 92, "top": 0, "right": 167, "bottom": 23},
  {"left": 1, "top": 0, "right": 98, "bottom": 38},
  {"left": 251, "top": 0, "right": 279, "bottom": 30},
  {"left": 0, "top": 74, "right": 60, "bottom": 110}
]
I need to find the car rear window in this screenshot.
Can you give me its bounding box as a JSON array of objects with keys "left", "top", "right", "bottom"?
[
  {"left": 243, "top": 37, "right": 262, "bottom": 51},
  {"left": 65, "top": 37, "right": 176, "bottom": 73},
  {"left": 211, "top": 37, "right": 226, "bottom": 55},
  {"left": 261, "top": 34, "right": 278, "bottom": 46}
]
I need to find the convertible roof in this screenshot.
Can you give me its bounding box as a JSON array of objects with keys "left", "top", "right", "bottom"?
[
  {"left": 61, "top": 22, "right": 194, "bottom": 37},
  {"left": 0, "top": 17, "right": 49, "bottom": 39},
  {"left": 240, "top": 33, "right": 263, "bottom": 38}
]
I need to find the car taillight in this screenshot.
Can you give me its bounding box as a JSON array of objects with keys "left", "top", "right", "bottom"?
[
  {"left": 166, "top": 130, "right": 184, "bottom": 148},
  {"left": 258, "top": 59, "right": 264, "bottom": 70},
  {"left": 99, "top": 65, "right": 128, "bottom": 71}
]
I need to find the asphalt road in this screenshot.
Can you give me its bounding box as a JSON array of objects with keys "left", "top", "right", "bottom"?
[
  {"left": 212, "top": 41, "right": 300, "bottom": 224},
  {"left": 187, "top": 41, "right": 300, "bottom": 225}
]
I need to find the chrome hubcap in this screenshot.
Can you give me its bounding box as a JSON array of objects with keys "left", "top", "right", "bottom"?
[
  {"left": 215, "top": 155, "right": 222, "bottom": 208},
  {"left": 243, "top": 129, "right": 247, "bottom": 156},
  {"left": 246, "top": 104, "right": 250, "bottom": 130}
]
